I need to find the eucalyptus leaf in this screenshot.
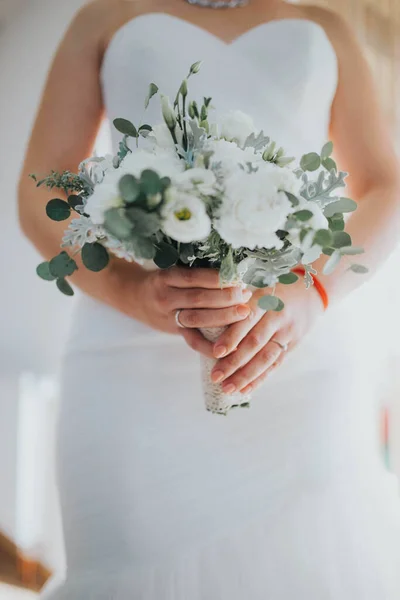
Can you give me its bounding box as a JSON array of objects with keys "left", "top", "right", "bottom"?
[
  {"left": 49, "top": 252, "right": 78, "bottom": 278},
  {"left": 348, "top": 264, "right": 368, "bottom": 274},
  {"left": 322, "top": 249, "right": 341, "bottom": 275},
  {"left": 113, "top": 118, "right": 138, "bottom": 138},
  {"left": 278, "top": 272, "right": 299, "bottom": 285},
  {"left": 332, "top": 230, "right": 352, "bottom": 248},
  {"left": 68, "top": 195, "right": 84, "bottom": 212},
  {"left": 140, "top": 169, "right": 162, "bottom": 196},
  {"left": 46, "top": 199, "right": 71, "bottom": 221},
  {"left": 258, "top": 295, "right": 280, "bottom": 311},
  {"left": 81, "top": 242, "right": 109, "bottom": 272},
  {"left": 145, "top": 83, "right": 159, "bottom": 109},
  {"left": 324, "top": 197, "right": 357, "bottom": 217},
  {"left": 119, "top": 174, "right": 141, "bottom": 203},
  {"left": 131, "top": 236, "right": 157, "bottom": 260},
  {"left": 139, "top": 124, "right": 152, "bottom": 138},
  {"left": 284, "top": 192, "right": 300, "bottom": 207},
  {"left": 56, "top": 278, "right": 74, "bottom": 296},
  {"left": 154, "top": 241, "right": 179, "bottom": 269},
  {"left": 339, "top": 246, "right": 365, "bottom": 256},
  {"left": 321, "top": 141, "right": 333, "bottom": 159},
  {"left": 322, "top": 247, "right": 335, "bottom": 256},
  {"left": 220, "top": 251, "right": 236, "bottom": 283},
  {"left": 180, "top": 243, "right": 195, "bottom": 264},
  {"left": 36, "top": 262, "right": 56, "bottom": 281},
  {"left": 293, "top": 209, "right": 314, "bottom": 222},
  {"left": 322, "top": 157, "right": 337, "bottom": 172},
  {"left": 126, "top": 207, "right": 161, "bottom": 236},
  {"left": 328, "top": 214, "right": 345, "bottom": 232},
  {"left": 300, "top": 152, "right": 321, "bottom": 172},
  {"left": 104, "top": 208, "right": 133, "bottom": 240},
  {"left": 314, "top": 229, "right": 333, "bottom": 247}
]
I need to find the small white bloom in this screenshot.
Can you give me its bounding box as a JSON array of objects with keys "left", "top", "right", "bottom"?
[
  {"left": 220, "top": 110, "right": 257, "bottom": 147},
  {"left": 162, "top": 188, "right": 211, "bottom": 243},
  {"left": 260, "top": 162, "right": 303, "bottom": 196},
  {"left": 151, "top": 123, "right": 183, "bottom": 150},
  {"left": 173, "top": 168, "right": 217, "bottom": 196},
  {"left": 215, "top": 169, "right": 292, "bottom": 250},
  {"left": 121, "top": 147, "right": 184, "bottom": 178},
  {"left": 205, "top": 139, "right": 261, "bottom": 178},
  {"left": 84, "top": 167, "right": 124, "bottom": 225},
  {"left": 160, "top": 94, "right": 177, "bottom": 130}
]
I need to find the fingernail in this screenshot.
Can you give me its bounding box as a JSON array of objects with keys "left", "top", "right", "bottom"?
[
  {"left": 214, "top": 345, "right": 227, "bottom": 358},
  {"left": 211, "top": 370, "right": 224, "bottom": 383},
  {"left": 237, "top": 304, "right": 250, "bottom": 317},
  {"left": 222, "top": 383, "right": 236, "bottom": 394}
]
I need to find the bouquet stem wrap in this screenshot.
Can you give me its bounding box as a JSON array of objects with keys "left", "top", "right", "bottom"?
[{"left": 199, "top": 326, "right": 252, "bottom": 415}]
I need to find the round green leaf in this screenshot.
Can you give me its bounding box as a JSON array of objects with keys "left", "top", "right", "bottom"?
[
  {"left": 332, "top": 230, "right": 352, "bottom": 248},
  {"left": 140, "top": 170, "right": 162, "bottom": 196},
  {"left": 103, "top": 208, "right": 133, "bottom": 240},
  {"left": 274, "top": 298, "right": 285, "bottom": 312},
  {"left": 81, "top": 242, "right": 109, "bottom": 272},
  {"left": 327, "top": 215, "right": 345, "bottom": 232},
  {"left": 49, "top": 252, "right": 78, "bottom": 278},
  {"left": 322, "top": 157, "right": 337, "bottom": 172},
  {"left": 36, "top": 261, "right": 56, "bottom": 281},
  {"left": 131, "top": 236, "right": 157, "bottom": 260},
  {"left": 127, "top": 207, "right": 161, "bottom": 236},
  {"left": 322, "top": 247, "right": 335, "bottom": 256},
  {"left": 258, "top": 295, "right": 280, "bottom": 312},
  {"left": 293, "top": 209, "right": 314, "bottom": 222},
  {"left": 154, "top": 242, "right": 179, "bottom": 269},
  {"left": 324, "top": 197, "right": 357, "bottom": 218},
  {"left": 321, "top": 141, "right": 333, "bottom": 159},
  {"left": 119, "top": 174, "right": 141, "bottom": 203},
  {"left": 46, "top": 199, "right": 71, "bottom": 221},
  {"left": 68, "top": 195, "right": 84, "bottom": 212},
  {"left": 278, "top": 272, "right": 299, "bottom": 285},
  {"left": 56, "top": 278, "right": 74, "bottom": 296},
  {"left": 113, "top": 118, "right": 138, "bottom": 138},
  {"left": 314, "top": 229, "right": 333, "bottom": 247},
  {"left": 348, "top": 264, "right": 368, "bottom": 274},
  {"left": 300, "top": 152, "right": 321, "bottom": 172}
]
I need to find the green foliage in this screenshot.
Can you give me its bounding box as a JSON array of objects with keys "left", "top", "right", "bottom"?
[
  {"left": 321, "top": 141, "right": 333, "bottom": 159},
  {"left": 81, "top": 242, "right": 109, "bottom": 272},
  {"left": 328, "top": 214, "right": 345, "bottom": 231},
  {"left": 324, "top": 197, "right": 357, "bottom": 218},
  {"left": 220, "top": 250, "right": 236, "bottom": 283},
  {"left": 68, "top": 195, "right": 84, "bottom": 212},
  {"left": 300, "top": 152, "right": 321, "bottom": 172},
  {"left": 348, "top": 264, "right": 368, "bottom": 274},
  {"left": 49, "top": 252, "right": 78, "bottom": 278},
  {"left": 140, "top": 169, "right": 162, "bottom": 196},
  {"left": 139, "top": 124, "right": 153, "bottom": 138},
  {"left": 322, "top": 157, "right": 337, "bottom": 172},
  {"left": 278, "top": 272, "right": 299, "bottom": 285},
  {"left": 36, "top": 262, "right": 56, "bottom": 281},
  {"left": 293, "top": 209, "right": 314, "bottom": 222},
  {"left": 127, "top": 207, "right": 161, "bottom": 236},
  {"left": 56, "top": 278, "right": 74, "bottom": 296},
  {"left": 113, "top": 118, "right": 138, "bottom": 138},
  {"left": 154, "top": 241, "right": 179, "bottom": 268},
  {"left": 46, "top": 199, "right": 71, "bottom": 221},
  {"left": 258, "top": 295, "right": 284, "bottom": 312},
  {"left": 179, "top": 243, "right": 195, "bottom": 264},
  {"left": 339, "top": 246, "right": 364, "bottom": 255},
  {"left": 284, "top": 192, "right": 300, "bottom": 207},
  {"left": 131, "top": 235, "right": 156, "bottom": 260},
  {"left": 119, "top": 174, "right": 141, "bottom": 203},
  {"left": 314, "top": 229, "right": 333, "bottom": 247},
  {"left": 104, "top": 208, "right": 133, "bottom": 240},
  {"left": 332, "top": 230, "right": 352, "bottom": 248}
]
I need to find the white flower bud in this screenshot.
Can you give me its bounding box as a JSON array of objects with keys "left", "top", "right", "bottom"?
[
  {"left": 190, "top": 61, "right": 202, "bottom": 75},
  {"left": 161, "top": 94, "right": 177, "bottom": 130}
]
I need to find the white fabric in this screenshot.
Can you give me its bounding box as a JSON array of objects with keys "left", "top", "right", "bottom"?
[{"left": 42, "top": 14, "right": 400, "bottom": 599}]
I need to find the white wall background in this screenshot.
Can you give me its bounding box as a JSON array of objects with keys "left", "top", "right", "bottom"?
[{"left": 0, "top": 0, "right": 400, "bottom": 584}]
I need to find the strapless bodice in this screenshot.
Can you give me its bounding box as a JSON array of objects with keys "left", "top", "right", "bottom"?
[{"left": 100, "top": 13, "right": 338, "bottom": 158}]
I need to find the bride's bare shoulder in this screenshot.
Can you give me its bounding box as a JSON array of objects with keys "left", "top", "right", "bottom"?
[{"left": 299, "top": 4, "right": 356, "bottom": 48}]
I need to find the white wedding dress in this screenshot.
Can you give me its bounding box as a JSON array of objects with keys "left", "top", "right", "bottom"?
[{"left": 42, "top": 13, "right": 400, "bottom": 599}]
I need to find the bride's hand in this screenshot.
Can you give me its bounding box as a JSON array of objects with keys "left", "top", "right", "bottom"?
[
  {"left": 207, "top": 280, "right": 325, "bottom": 395},
  {"left": 125, "top": 265, "right": 252, "bottom": 335}
]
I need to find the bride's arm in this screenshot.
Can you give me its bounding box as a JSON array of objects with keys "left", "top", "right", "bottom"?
[{"left": 305, "top": 7, "right": 400, "bottom": 306}]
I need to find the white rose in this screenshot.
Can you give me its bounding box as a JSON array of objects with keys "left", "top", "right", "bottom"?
[
  {"left": 205, "top": 139, "right": 261, "bottom": 178},
  {"left": 259, "top": 162, "right": 303, "bottom": 196},
  {"left": 84, "top": 167, "right": 124, "bottom": 225},
  {"left": 220, "top": 110, "right": 257, "bottom": 147},
  {"left": 162, "top": 188, "right": 211, "bottom": 243},
  {"left": 173, "top": 168, "right": 217, "bottom": 196},
  {"left": 151, "top": 123, "right": 183, "bottom": 150},
  {"left": 215, "top": 169, "right": 292, "bottom": 250},
  {"left": 121, "top": 148, "right": 184, "bottom": 179}
]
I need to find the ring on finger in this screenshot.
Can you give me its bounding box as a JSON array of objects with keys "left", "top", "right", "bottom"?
[
  {"left": 270, "top": 338, "right": 289, "bottom": 352},
  {"left": 175, "top": 309, "right": 186, "bottom": 329}
]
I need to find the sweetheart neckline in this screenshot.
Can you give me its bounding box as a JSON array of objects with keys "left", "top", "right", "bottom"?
[{"left": 101, "top": 12, "right": 337, "bottom": 79}]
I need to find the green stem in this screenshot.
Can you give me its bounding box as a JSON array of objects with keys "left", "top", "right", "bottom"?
[{"left": 182, "top": 95, "right": 188, "bottom": 151}]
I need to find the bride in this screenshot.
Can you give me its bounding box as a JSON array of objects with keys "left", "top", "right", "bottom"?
[{"left": 18, "top": 0, "right": 400, "bottom": 597}]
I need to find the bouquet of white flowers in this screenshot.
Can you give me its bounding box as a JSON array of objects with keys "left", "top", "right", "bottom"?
[{"left": 32, "top": 61, "right": 367, "bottom": 415}]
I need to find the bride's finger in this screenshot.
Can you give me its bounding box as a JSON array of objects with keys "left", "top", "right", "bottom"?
[
  {"left": 162, "top": 267, "right": 223, "bottom": 289},
  {"left": 211, "top": 319, "right": 279, "bottom": 384},
  {"left": 212, "top": 307, "right": 264, "bottom": 359},
  {"left": 181, "top": 329, "right": 214, "bottom": 359},
  {"left": 241, "top": 352, "right": 286, "bottom": 394},
  {"left": 178, "top": 304, "right": 250, "bottom": 329}
]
